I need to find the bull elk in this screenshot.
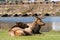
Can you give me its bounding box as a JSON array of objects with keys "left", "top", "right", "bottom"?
[
  {"left": 8, "top": 16, "right": 45, "bottom": 36},
  {"left": 26, "top": 17, "right": 45, "bottom": 34}
]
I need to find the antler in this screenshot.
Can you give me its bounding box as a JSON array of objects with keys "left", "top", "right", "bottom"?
[
  {"left": 35, "top": 8, "right": 46, "bottom": 19},
  {"left": 35, "top": 14, "right": 46, "bottom": 19},
  {"left": 39, "top": 8, "right": 46, "bottom": 19}
]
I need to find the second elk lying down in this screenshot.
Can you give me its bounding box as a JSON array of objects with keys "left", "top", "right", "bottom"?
[
  {"left": 8, "top": 22, "right": 29, "bottom": 36},
  {"left": 8, "top": 17, "right": 45, "bottom": 36}
]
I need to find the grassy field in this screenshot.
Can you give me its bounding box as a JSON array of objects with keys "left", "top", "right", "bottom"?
[{"left": 0, "top": 29, "right": 60, "bottom": 40}]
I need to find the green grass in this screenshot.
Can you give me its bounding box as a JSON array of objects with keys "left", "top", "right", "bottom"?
[{"left": 0, "top": 29, "right": 60, "bottom": 40}]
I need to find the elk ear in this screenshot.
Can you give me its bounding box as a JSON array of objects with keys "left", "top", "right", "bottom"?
[{"left": 35, "top": 16, "right": 41, "bottom": 19}]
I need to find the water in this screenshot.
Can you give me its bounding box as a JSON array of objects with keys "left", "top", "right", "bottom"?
[
  {"left": 52, "top": 17, "right": 60, "bottom": 22},
  {"left": 0, "top": 17, "right": 52, "bottom": 23},
  {"left": 0, "top": 16, "right": 60, "bottom": 22},
  {"left": 0, "top": 17, "right": 35, "bottom": 22}
]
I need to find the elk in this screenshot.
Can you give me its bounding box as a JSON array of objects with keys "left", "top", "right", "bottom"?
[
  {"left": 8, "top": 22, "right": 29, "bottom": 36},
  {"left": 26, "top": 17, "right": 45, "bottom": 34},
  {"left": 8, "top": 17, "right": 45, "bottom": 36}
]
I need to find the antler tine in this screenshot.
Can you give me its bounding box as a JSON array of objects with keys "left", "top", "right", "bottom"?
[
  {"left": 38, "top": 13, "right": 46, "bottom": 19},
  {"left": 38, "top": 8, "right": 46, "bottom": 19},
  {"left": 35, "top": 16, "right": 38, "bottom": 18}
]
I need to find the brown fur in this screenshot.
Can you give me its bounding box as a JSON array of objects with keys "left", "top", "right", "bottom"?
[
  {"left": 8, "top": 17, "right": 45, "bottom": 36},
  {"left": 8, "top": 27, "right": 26, "bottom": 36},
  {"left": 27, "top": 17, "right": 45, "bottom": 34},
  {"left": 22, "top": 17, "right": 45, "bottom": 35},
  {"left": 8, "top": 22, "right": 29, "bottom": 36},
  {"left": 14, "top": 29, "right": 26, "bottom": 36},
  {"left": 9, "top": 22, "right": 29, "bottom": 31}
]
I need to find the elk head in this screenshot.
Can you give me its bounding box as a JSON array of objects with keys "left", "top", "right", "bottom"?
[{"left": 35, "top": 16, "right": 45, "bottom": 26}]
